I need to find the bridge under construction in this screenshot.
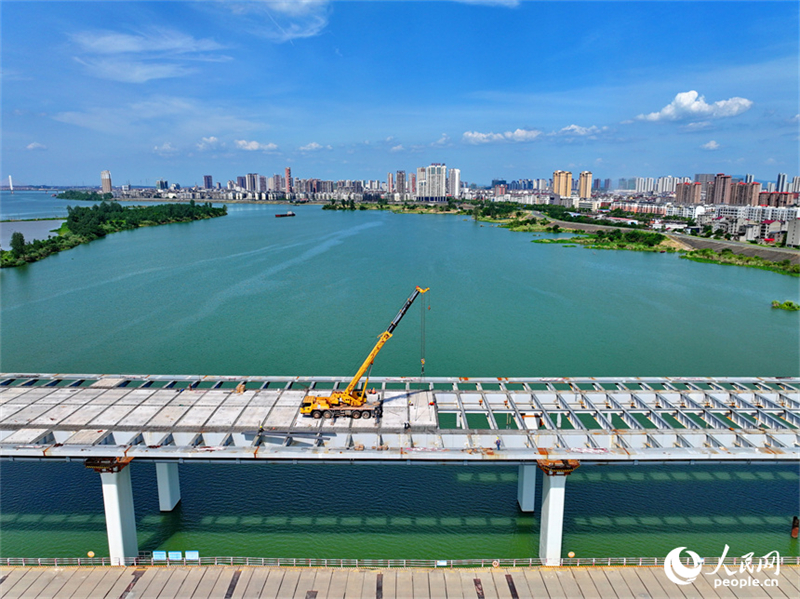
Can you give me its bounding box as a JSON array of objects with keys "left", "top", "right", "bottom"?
[{"left": 1, "top": 373, "right": 798, "bottom": 566}]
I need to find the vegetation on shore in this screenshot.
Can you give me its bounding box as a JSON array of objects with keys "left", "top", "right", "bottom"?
[
  {"left": 56, "top": 190, "right": 114, "bottom": 202},
  {"left": 2, "top": 200, "right": 226, "bottom": 268},
  {"left": 772, "top": 300, "right": 800, "bottom": 311},
  {"left": 680, "top": 248, "right": 799, "bottom": 277},
  {"left": 532, "top": 228, "right": 673, "bottom": 252}
]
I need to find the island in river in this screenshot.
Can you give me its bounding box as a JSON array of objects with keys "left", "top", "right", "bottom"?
[{"left": 0, "top": 200, "right": 227, "bottom": 268}]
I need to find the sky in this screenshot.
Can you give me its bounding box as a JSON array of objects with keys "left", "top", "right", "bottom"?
[{"left": 2, "top": 0, "right": 798, "bottom": 187}]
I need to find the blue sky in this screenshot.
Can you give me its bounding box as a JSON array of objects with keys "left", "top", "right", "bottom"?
[{"left": 2, "top": 1, "right": 798, "bottom": 187}]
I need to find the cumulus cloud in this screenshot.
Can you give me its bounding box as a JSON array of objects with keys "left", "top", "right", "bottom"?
[
  {"left": 637, "top": 91, "right": 753, "bottom": 122},
  {"left": 235, "top": 139, "right": 278, "bottom": 151},
  {"left": 153, "top": 142, "right": 178, "bottom": 155},
  {"left": 25, "top": 142, "right": 47, "bottom": 151},
  {"left": 196, "top": 136, "right": 221, "bottom": 150},
  {"left": 433, "top": 133, "right": 451, "bottom": 146},
  {"left": 701, "top": 140, "right": 720, "bottom": 151},
  {"left": 462, "top": 128, "right": 542, "bottom": 144},
  {"left": 299, "top": 141, "right": 322, "bottom": 151},
  {"left": 390, "top": 144, "right": 404, "bottom": 152}
]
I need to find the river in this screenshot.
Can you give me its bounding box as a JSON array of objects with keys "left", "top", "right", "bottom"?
[{"left": 0, "top": 190, "right": 797, "bottom": 560}]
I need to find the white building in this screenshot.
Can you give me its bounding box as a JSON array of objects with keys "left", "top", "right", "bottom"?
[{"left": 448, "top": 168, "right": 461, "bottom": 198}]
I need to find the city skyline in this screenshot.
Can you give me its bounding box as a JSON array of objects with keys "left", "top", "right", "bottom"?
[{"left": 2, "top": 1, "right": 798, "bottom": 186}]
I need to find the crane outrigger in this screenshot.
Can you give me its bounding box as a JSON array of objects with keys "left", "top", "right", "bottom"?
[{"left": 300, "top": 286, "right": 429, "bottom": 419}]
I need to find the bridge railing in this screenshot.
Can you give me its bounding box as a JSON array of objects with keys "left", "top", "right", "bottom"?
[{"left": 4, "top": 555, "right": 800, "bottom": 568}]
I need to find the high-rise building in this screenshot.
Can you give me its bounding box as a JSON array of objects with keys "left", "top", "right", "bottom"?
[
  {"left": 675, "top": 182, "right": 702, "bottom": 204},
  {"left": 416, "top": 164, "right": 447, "bottom": 201},
  {"left": 285, "top": 168, "right": 292, "bottom": 195},
  {"left": 101, "top": 170, "right": 112, "bottom": 193},
  {"left": 245, "top": 173, "right": 258, "bottom": 192},
  {"left": 711, "top": 173, "right": 732, "bottom": 204},
  {"left": 656, "top": 176, "right": 677, "bottom": 193},
  {"left": 236, "top": 176, "right": 246, "bottom": 189},
  {"left": 387, "top": 173, "right": 394, "bottom": 193},
  {"left": 603, "top": 178, "right": 611, "bottom": 191},
  {"left": 744, "top": 174, "right": 754, "bottom": 183},
  {"left": 203, "top": 175, "right": 213, "bottom": 189},
  {"left": 259, "top": 176, "right": 267, "bottom": 193},
  {"left": 729, "top": 182, "right": 762, "bottom": 206},
  {"left": 578, "top": 171, "right": 592, "bottom": 199},
  {"left": 156, "top": 179, "right": 168, "bottom": 190},
  {"left": 396, "top": 171, "right": 406, "bottom": 195},
  {"left": 791, "top": 176, "right": 800, "bottom": 193},
  {"left": 411, "top": 174, "right": 416, "bottom": 194},
  {"left": 448, "top": 168, "right": 461, "bottom": 198},
  {"left": 553, "top": 170, "right": 572, "bottom": 197},
  {"left": 776, "top": 173, "right": 788, "bottom": 193},
  {"left": 635, "top": 177, "right": 655, "bottom": 193}
]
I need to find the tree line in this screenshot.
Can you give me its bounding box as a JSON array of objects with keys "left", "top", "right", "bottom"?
[{"left": 2, "top": 200, "right": 227, "bottom": 268}]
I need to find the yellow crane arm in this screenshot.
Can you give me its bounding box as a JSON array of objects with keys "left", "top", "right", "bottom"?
[{"left": 341, "top": 286, "right": 429, "bottom": 398}]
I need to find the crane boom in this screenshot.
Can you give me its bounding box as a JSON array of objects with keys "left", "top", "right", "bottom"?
[{"left": 300, "top": 286, "right": 429, "bottom": 419}]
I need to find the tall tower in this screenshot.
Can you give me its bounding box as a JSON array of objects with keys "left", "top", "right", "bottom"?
[
  {"left": 101, "top": 170, "right": 112, "bottom": 193},
  {"left": 387, "top": 173, "right": 394, "bottom": 193},
  {"left": 396, "top": 171, "right": 406, "bottom": 195},
  {"left": 203, "top": 175, "right": 213, "bottom": 189},
  {"left": 552, "top": 170, "right": 572, "bottom": 197},
  {"left": 776, "top": 173, "right": 788, "bottom": 193},
  {"left": 448, "top": 168, "right": 461, "bottom": 198},
  {"left": 285, "top": 167, "right": 292, "bottom": 195},
  {"left": 578, "top": 171, "right": 593, "bottom": 199},
  {"left": 712, "top": 173, "right": 732, "bottom": 204}
]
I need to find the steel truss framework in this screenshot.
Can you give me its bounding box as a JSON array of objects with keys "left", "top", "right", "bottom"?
[{"left": 1, "top": 374, "right": 798, "bottom": 463}]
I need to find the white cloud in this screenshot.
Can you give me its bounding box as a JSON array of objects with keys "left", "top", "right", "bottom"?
[
  {"left": 70, "top": 29, "right": 224, "bottom": 55},
  {"left": 433, "top": 133, "right": 451, "bottom": 146},
  {"left": 196, "top": 136, "right": 221, "bottom": 150},
  {"left": 557, "top": 124, "right": 607, "bottom": 137},
  {"left": 70, "top": 28, "right": 228, "bottom": 83},
  {"left": 299, "top": 141, "right": 323, "bottom": 151},
  {"left": 235, "top": 139, "right": 278, "bottom": 151},
  {"left": 153, "top": 142, "right": 178, "bottom": 155},
  {"left": 25, "top": 142, "right": 47, "bottom": 151},
  {"left": 221, "top": 1, "right": 330, "bottom": 42},
  {"left": 701, "top": 140, "right": 720, "bottom": 151},
  {"left": 637, "top": 91, "right": 753, "bottom": 122},
  {"left": 682, "top": 121, "right": 712, "bottom": 131},
  {"left": 390, "top": 144, "right": 405, "bottom": 152},
  {"left": 462, "top": 128, "right": 541, "bottom": 144}
]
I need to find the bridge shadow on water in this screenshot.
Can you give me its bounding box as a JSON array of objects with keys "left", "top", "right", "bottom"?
[{"left": 0, "top": 461, "right": 797, "bottom": 559}]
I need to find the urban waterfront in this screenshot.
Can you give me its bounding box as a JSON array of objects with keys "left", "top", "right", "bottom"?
[{"left": 0, "top": 191, "right": 798, "bottom": 561}]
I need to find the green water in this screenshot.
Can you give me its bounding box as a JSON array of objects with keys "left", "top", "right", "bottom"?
[{"left": 1, "top": 196, "right": 798, "bottom": 559}]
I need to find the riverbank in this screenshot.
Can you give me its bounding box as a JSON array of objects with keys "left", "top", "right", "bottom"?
[
  {"left": 682, "top": 248, "right": 800, "bottom": 276},
  {"left": 0, "top": 201, "right": 226, "bottom": 268}
]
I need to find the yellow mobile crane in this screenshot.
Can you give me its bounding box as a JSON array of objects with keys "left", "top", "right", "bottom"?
[{"left": 300, "top": 286, "right": 429, "bottom": 419}]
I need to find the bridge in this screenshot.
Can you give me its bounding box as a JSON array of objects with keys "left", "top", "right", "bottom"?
[{"left": 1, "top": 373, "right": 798, "bottom": 566}]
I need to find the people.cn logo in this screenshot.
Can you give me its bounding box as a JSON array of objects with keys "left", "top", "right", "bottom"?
[{"left": 664, "top": 547, "right": 703, "bottom": 585}]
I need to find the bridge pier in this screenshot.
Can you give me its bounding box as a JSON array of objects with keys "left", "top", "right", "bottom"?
[
  {"left": 516, "top": 464, "right": 537, "bottom": 512},
  {"left": 537, "top": 460, "right": 580, "bottom": 566},
  {"left": 85, "top": 458, "right": 138, "bottom": 565},
  {"left": 156, "top": 463, "right": 181, "bottom": 511}
]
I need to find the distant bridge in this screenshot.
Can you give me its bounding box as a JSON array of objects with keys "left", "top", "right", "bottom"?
[{"left": 2, "top": 374, "right": 798, "bottom": 565}]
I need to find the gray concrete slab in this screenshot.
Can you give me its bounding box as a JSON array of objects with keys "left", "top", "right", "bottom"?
[
  {"left": 229, "top": 568, "right": 254, "bottom": 599},
  {"left": 64, "top": 568, "right": 108, "bottom": 599},
  {"left": 633, "top": 567, "right": 675, "bottom": 599},
  {"left": 152, "top": 568, "right": 192, "bottom": 599},
  {"left": 0, "top": 568, "right": 41, "bottom": 599},
  {"left": 276, "top": 569, "right": 301, "bottom": 599},
  {"left": 241, "top": 568, "right": 270, "bottom": 599},
  {"left": 538, "top": 569, "right": 567, "bottom": 599},
  {"left": 324, "top": 570, "right": 349, "bottom": 599},
  {"left": 260, "top": 569, "right": 286, "bottom": 599},
  {"left": 586, "top": 568, "right": 618, "bottom": 598},
  {"left": 15, "top": 570, "right": 63, "bottom": 599},
  {"left": 137, "top": 567, "right": 173, "bottom": 599},
  {"left": 358, "top": 570, "right": 378, "bottom": 599},
  {"left": 412, "top": 569, "right": 430, "bottom": 599},
  {"left": 292, "top": 570, "right": 317, "bottom": 599},
  {"left": 395, "top": 571, "right": 413, "bottom": 599},
  {"left": 441, "top": 570, "right": 463, "bottom": 599},
  {"left": 176, "top": 567, "right": 209, "bottom": 598},
  {"left": 30, "top": 569, "right": 81, "bottom": 599},
  {"left": 379, "top": 570, "right": 397, "bottom": 599},
  {"left": 601, "top": 568, "right": 634, "bottom": 598},
  {"left": 570, "top": 568, "right": 602, "bottom": 599},
  {"left": 209, "top": 567, "right": 240, "bottom": 599}
]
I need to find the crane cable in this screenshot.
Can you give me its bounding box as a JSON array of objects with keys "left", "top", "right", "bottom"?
[{"left": 420, "top": 290, "right": 429, "bottom": 377}]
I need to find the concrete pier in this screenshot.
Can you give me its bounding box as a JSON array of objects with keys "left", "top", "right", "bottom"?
[
  {"left": 537, "top": 460, "right": 580, "bottom": 566},
  {"left": 517, "top": 464, "right": 537, "bottom": 512},
  {"left": 156, "top": 463, "right": 181, "bottom": 512},
  {"left": 86, "top": 458, "right": 139, "bottom": 565}
]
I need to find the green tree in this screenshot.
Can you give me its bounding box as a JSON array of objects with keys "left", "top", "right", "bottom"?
[{"left": 10, "top": 232, "right": 26, "bottom": 257}]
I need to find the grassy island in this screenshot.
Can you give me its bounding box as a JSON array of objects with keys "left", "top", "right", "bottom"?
[
  {"left": 1, "top": 200, "right": 226, "bottom": 268},
  {"left": 56, "top": 190, "right": 114, "bottom": 202},
  {"left": 681, "top": 248, "right": 799, "bottom": 277},
  {"left": 772, "top": 300, "right": 800, "bottom": 311},
  {"left": 531, "top": 228, "right": 675, "bottom": 252}
]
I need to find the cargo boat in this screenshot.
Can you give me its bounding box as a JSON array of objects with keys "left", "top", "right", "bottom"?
[{"left": 275, "top": 211, "right": 296, "bottom": 218}]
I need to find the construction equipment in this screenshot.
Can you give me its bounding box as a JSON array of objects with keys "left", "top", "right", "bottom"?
[{"left": 300, "top": 286, "right": 429, "bottom": 419}]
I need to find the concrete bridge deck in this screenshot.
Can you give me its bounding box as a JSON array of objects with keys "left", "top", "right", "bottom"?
[
  {"left": 1, "top": 565, "right": 798, "bottom": 599},
  {"left": 1, "top": 375, "right": 798, "bottom": 463}
]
